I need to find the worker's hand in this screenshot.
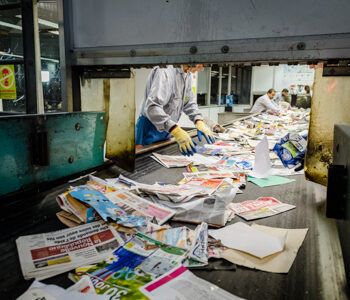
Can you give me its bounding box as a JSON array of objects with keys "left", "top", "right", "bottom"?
[
  {"left": 212, "top": 124, "right": 225, "bottom": 133},
  {"left": 170, "top": 126, "right": 197, "bottom": 156},
  {"left": 196, "top": 120, "right": 215, "bottom": 144}
]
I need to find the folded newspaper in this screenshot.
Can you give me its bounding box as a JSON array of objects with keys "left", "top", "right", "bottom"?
[
  {"left": 118, "top": 175, "right": 224, "bottom": 203},
  {"left": 226, "top": 197, "right": 295, "bottom": 220},
  {"left": 151, "top": 153, "right": 219, "bottom": 168},
  {"left": 183, "top": 171, "right": 240, "bottom": 180},
  {"left": 16, "top": 221, "right": 124, "bottom": 280},
  {"left": 105, "top": 190, "right": 176, "bottom": 225}
]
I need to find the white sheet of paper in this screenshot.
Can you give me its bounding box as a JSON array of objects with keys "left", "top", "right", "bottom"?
[
  {"left": 139, "top": 265, "right": 243, "bottom": 300},
  {"left": 250, "top": 136, "right": 271, "bottom": 178},
  {"left": 221, "top": 224, "right": 308, "bottom": 273},
  {"left": 18, "top": 281, "right": 109, "bottom": 300},
  {"left": 208, "top": 222, "right": 287, "bottom": 258}
]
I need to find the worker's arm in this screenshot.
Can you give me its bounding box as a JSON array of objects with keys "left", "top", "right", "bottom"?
[
  {"left": 263, "top": 97, "right": 280, "bottom": 114},
  {"left": 143, "top": 69, "right": 176, "bottom": 132},
  {"left": 182, "top": 77, "right": 203, "bottom": 124},
  {"left": 182, "top": 78, "right": 215, "bottom": 144}
]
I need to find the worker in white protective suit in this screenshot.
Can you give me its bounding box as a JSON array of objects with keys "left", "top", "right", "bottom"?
[
  {"left": 273, "top": 88, "right": 289, "bottom": 105},
  {"left": 136, "top": 65, "right": 218, "bottom": 156},
  {"left": 250, "top": 88, "right": 280, "bottom": 115}
]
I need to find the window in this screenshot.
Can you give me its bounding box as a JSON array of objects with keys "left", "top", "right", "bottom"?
[
  {"left": 0, "top": 5, "right": 25, "bottom": 113},
  {"left": 230, "top": 66, "right": 252, "bottom": 105},
  {"left": 0, "top": 1, "right": 62, "bottom": 115},
  {"left": 38, "top": 0, "right": 62, "bottom": 112},
  {"left": 196, "top": 67, "right": 209, "bottom": 106},
  {"left": 221, "top": 66, "right": 229, "bottom": 104},
  {"left": 210, "top": 65, "right": 219, "bottom": 105}
]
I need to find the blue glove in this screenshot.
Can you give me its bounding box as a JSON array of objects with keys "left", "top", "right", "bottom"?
[
  {"left": 171, "top": 126, "right": 197, "bottom": 156},
  {"left": 196, "top": 120, "right": 215, "bottom": 144}
]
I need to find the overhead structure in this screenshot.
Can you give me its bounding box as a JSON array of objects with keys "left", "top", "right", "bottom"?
[{"left": 60, "top": 0, "right": 350, "bottom": 67}]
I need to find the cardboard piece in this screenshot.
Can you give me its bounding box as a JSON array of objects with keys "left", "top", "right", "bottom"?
[
  {"left": 221, "top": 224, "right": 308, "bottom": 273},
  {"left": 56, "top": 211, "right": 82, "bottom": 227},
  {"left": 208, "top": 222, "right": 287, "bottom": 258}
]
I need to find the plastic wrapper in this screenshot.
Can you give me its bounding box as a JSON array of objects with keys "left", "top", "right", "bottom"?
[
  {"left": 150, "top": 184, "right": 238, "bottom": 227},
  {"left": 273, "top": 133, "right": 307, "bottom": 168}
]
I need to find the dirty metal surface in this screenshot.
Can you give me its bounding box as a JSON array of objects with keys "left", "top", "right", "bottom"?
[
  {"left": 305, "top": 68, "right": 350, "bottom": 186},
  {"left": 0, "top": 112, "right": 106, "bottom": 197},
  {"left": 0, "top": 142, "right": 348, "bottom": 299}
]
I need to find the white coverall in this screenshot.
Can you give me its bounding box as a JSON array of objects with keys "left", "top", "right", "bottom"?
[{"left": 250, "top": 94, "right": 280, "bottom": 114}]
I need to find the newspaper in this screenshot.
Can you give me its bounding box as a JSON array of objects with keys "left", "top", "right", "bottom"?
[
  {"left": 118, "top": 175, "right": 224, "bottom": 203},
  {"left": 105, "top": 190, "right": 176, "bottom": 225},
  {"left": 199, "top": 143, "right": 248, "bottom": 155},
  {"left": 226, "top": 197, "right": 295, "bottom": 220},
  {"left": 152, "top": 152, "right": 194, "bottom": 168},
  {"left": 152, "top": 153, "right": 219, "bottom": 168},
  {"left": 16, "top": 221, "right": 124, "bottom": 280},
  {"left": 181, "top": 178, "right": 224, "bottom": 195},
  {"left": 183, "top": 171, "right": 239, "bottom": 180}
]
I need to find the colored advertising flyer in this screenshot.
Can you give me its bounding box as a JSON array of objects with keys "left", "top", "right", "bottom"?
[
  {"left": 69, "top": 189, "right": 145, "bottom": 227},
  {"left": 227, "top": 197, "right": 295, "bottom": 220},
  {"left": 79, "top": 233, "right": 188, "bottom": 300},
  {"left": 106, "top": 190, "right": 175, "bottom": 225}
]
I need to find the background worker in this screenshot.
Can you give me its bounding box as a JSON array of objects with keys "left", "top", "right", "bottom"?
[
  {"left": 136, "top": 64, "right": 215, "bottom": 156},
  {"left": 250, "top": 88, "right": 280, "bottom": 115},
  {"left": 273, "top": 88, "right": 289, "bottom": 105}
]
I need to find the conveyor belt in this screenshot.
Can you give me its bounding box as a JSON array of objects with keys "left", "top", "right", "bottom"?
[{"left": 0, "top": 142, "right": 348, "bottom": 299}]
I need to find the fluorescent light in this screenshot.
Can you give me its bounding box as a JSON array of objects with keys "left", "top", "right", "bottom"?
[
  {"left": 48, "top": 30, "right": 59, "bottom": 35},
  {"left": 0, "top": 51, "right": 59, "bottom": 63},
  {"left": 41, "top": 71, "right": 50, "bottom": 82},
  {"left": 0, "top": 21, "right": 22, "bottom": 30},
  {"left": 16, "top": 15, "right": 58, "bottom": 29},
  {"left": 38, "top": 18, "right": 58, "bottom": 29}
]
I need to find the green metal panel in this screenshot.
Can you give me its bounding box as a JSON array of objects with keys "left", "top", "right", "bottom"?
[{"left": 0, "top": 112, "right": 106, "bottom": 196}]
